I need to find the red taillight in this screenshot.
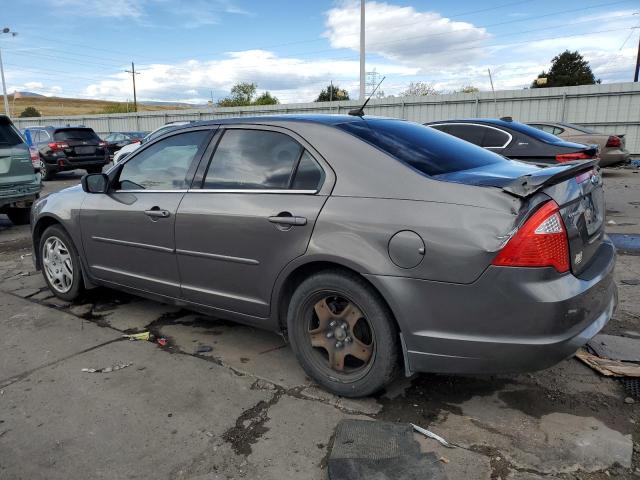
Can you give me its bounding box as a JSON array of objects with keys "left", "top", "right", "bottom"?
[
  {"left": 492, "top": 200, "right": 569, "bottom": 273},
  {"left": 555, "top": 151, "right": 592, "bottom": 163},
  {"left": 29, "top": 146, "right": 39, "bottom": 169},
  {"left": 48, "top": 141, "right": 69, "bottom": 151},
  {"left": 605, "top": 136, "right": 621, "bottom": 148}
]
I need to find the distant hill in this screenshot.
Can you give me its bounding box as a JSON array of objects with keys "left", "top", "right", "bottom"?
[
  {"left": 16, "top": 91, "right": 45, "bottom": 97},
  {"left": 6, "top": 94, "right": 195, "bottom": 117},
  {"left": 139, "top": 100, "right": 203, "bottom": 108}
]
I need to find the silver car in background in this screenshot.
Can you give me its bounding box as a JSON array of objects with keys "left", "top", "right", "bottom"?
[{"left": 31, "top": 115, "right": 617, "bottom": 397}]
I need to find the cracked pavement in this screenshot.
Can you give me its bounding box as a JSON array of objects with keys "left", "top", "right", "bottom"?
[{"left": 0, "top": 168, "right": 639, "bottom": 479}]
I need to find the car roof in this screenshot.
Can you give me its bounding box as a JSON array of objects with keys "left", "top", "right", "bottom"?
[{"left": 185, "top": 114, "right": 399, "bottom": 129}]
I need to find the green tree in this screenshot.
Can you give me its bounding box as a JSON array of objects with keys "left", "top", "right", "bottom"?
[
  {"left": 457, "top": 85, "right": 479, "bottom": 93},
  {"left": 532, "top": 50, "right": 600, "bottom": 88},
  {"left": 399, "top": 81, "right": 438, "bottom": 97},
  {"left": 253, "top": 91, "right": 279, "bottom": 105},
  {"left": 315, "top": 84, "right": 350, "bottom": 102},
  {"left": 217, "top": 82, "right": 257, "bottom": 107},
  {"left": 19, "top": 106, "right": 41, "bottom": 118}
]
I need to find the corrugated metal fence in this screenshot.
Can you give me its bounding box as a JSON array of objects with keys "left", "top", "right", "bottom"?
[{"left": 14, "top": 82, "right": 640, "bottom": 154}]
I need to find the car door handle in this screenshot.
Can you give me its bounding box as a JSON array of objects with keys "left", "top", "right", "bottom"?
[
  {"left": 268, "top": 214, "right": 307, "bottom": 226},
  {"left": 144, "top": 208, "right": 171, "bottom": 218}
]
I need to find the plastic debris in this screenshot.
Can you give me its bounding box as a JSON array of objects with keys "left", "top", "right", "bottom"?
[
  {"left": 196, "top": 345, "right": 213, "bottom": 353},
  {"left": 123, "top": 331, "right": 151, "bottom": 341},
  {"left": 411, "top": 423, "right": 454, "bottom": 448},
  {"left": 157, "top": 337, "right": 168, "bottom": 347},
  {"left": 81, "top": 362, "right": 132, "bottom": 373}
]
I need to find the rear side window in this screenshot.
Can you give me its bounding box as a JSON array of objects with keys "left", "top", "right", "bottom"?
[
  {"left": 54, "top": 129, "right": 98, "bottom": 141},
  {"left": 338, "top": 119, "right": 503, "bottom": 176},
  {"left": 482, "top": 127, "right": 510, "bottom": 148},
  {"left": 0, "top": 124, "right": 25, "bottom": 147},
  {"left": 292, "top": 151, "right": 324, "bottom": 190},
  {"left": 203, "top": 129, "right": 303, "bottom": 189},
  {"left": 446, "top": 124, "right": 486, "bottom": 146}
]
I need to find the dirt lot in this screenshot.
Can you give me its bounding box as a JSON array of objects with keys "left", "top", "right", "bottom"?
[{"left": 1, "top": 167, "right": 639, "bottom": 480}]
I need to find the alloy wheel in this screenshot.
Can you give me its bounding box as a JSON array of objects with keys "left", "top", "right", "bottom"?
[
  {"left": 307, "top": 295, "right": 374, "bottom": 374},
  {"left": 42, "top": 236, "right": 74, "bottom": 293}
]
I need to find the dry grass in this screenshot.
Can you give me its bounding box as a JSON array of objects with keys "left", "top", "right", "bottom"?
[{"left": 5, "top": 94, "right": 190, "bottom": 117}]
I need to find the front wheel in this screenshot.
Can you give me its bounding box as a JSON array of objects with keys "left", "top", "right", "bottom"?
[
  {"left": 40, "top": 225, "right": 83, "bottom": 301},
  {"left": 287, "top": 270, "right": 399, "bottom": 397}
]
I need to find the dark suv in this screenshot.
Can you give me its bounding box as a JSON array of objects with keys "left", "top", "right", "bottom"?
[
  {"left": 0, "top": 116, "right": 41, "bottom": 225},
  {"left": 24, "top": 126, "right": 108, "bottom": 180}
]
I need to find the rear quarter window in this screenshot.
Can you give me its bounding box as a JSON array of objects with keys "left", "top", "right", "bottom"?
[
  {"left": 338, "top": 119, "right": 504, "bottom": 176},
  {"left": 0, "top": 121, "right": 26, "bottom": 147}
]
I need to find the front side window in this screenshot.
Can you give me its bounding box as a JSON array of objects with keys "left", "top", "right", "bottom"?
[
  {"left": 118, "top": 130, "right": 209, "bottom": 191},
  {"left": 203, "top": 129, "right": 303, "bottom": 189}
]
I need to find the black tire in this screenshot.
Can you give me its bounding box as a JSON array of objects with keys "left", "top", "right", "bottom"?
[
  {"left": 287, "top": 270, "right": 399, "bottom": 397},
  {"left": 86, "top": 166, "right": 104, "bottom": 174},
  {"left": 6, "top": 207, "right": 31, "bottom": 225},
  {"left": 39, "top": 224, "right": 84, "bottom": 301},
  {"left": 40, "top": 160, "right": 55, "bottom": 181}
]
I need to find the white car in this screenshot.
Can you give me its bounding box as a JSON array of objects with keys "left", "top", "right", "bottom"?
[{"left": 113, "top": 122, "right": 191, "bottom": 163}]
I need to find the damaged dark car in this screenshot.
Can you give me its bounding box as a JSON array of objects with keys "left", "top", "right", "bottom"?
[{"left": 31, "top": 115, "right": 617, "bottom": 397}]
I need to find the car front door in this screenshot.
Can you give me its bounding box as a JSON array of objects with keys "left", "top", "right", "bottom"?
[
  {"left": 80, "top": 128, "right": 213, "bottom": 298},
  {"left": 175, "top": 126, "right": 333, "bottom": 318}
]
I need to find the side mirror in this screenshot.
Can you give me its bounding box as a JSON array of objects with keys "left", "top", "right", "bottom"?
[{"left": 81, "top": 173, "right": 109, "bottom": 194}]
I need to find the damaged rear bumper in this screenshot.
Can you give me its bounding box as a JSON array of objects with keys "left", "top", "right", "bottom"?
[{"left": 365, "top": 238, "right": 617, "bottom": 375}]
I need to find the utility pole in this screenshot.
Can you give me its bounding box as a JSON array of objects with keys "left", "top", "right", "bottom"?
[
  {"left": 0, "top": 28, "right": 18, "bottom": 117},
  {"left": 359, "top": 0, "right": 365, "bottom": 100},
  {"left": 488, "top": 68, "right": 498, "bottom": 116},
  {"left": 634, "top": 33, "right": 640, "bottom": 82},
  {"left": 125, "top": 62, "right": 140, "bottom": 112}
]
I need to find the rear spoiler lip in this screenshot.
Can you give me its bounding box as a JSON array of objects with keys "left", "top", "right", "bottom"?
[{"left": 502, "top": 159, "right": 597, "bottom": 198}]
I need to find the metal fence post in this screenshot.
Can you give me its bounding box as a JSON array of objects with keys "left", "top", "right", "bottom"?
[{"left": 560, "top": 92, "right": 567, "bottom": 122}]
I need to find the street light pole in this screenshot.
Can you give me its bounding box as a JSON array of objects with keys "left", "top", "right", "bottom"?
[
  {"left": 0, "top": 47, "right": 9, "bottom": 116},
  {"left": 0, "top": 27, "right": 18, "bottom": 117}
]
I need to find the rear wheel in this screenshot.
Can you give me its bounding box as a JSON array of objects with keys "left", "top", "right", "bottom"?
[
  {"left": 287, "top": 270, "right": 399, "bottom": 397},
  {"left": 40, "top": 225, "right": 83, "bottom": 301},
  {"left": 40, "top": 160, "right": 55, "bottom": 181},
  {"left": 6, "top": 207, "right": 31, "bottom": 225}
]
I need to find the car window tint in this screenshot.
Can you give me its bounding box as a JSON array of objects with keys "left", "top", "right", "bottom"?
[
  {"left": 338, "top": 119, "right": 503, "bottom": 176},
  {"left": 292, "top": 151, "right": 324, "bottom": 190},
  {"left": 446, "top": 124, "right": 486, "bottom": 146},
  {"left": 118, "top": 130, "right": 208, "bottom": 190},
  {"left": 0, "top": 120, "right": 25, "bottom": 146},
  {"left": 482, "top": 127, "right": 510, "bottom": 148},
  {"left": 428, "top": 124, "right": 451, "bottom": 134},
  {"left": 203, "top": 129, "right": 303, "bottom": 189},
  {"left": 54, "top": 129, "right": 98, "bottom": 141}
]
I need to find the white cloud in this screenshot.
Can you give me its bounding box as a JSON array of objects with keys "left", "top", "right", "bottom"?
[
  {"left": 8, "top": 81, "right": 63, "bottom": 97},
  {"left": 48, "top": 0, "right": 145, "bottom": 18},
  {"left": 324, "top": 1, "right": 490, "bottom": 68},
  {"left": 83, "top": 49, "right": 417, "bottom": 103}
]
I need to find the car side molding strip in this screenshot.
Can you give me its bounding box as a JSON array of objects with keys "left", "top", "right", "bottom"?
[
  {"left": 91, "top": 236, "right": 174, "bottom": 253},
  {"left": 175, "top": 248, "right": 260, "bottom": 265}
]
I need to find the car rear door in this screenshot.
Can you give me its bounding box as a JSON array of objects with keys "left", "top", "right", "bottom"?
[
  {"left": 80, "top": 128, "right": 213, "bottom": 297},
  {"left": 175, "top": 125, "right": 332, "bottom": 318}
]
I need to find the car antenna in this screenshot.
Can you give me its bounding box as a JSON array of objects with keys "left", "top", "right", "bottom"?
[{"left": 348, "top": 76, "right": 386, "bottom": 117}]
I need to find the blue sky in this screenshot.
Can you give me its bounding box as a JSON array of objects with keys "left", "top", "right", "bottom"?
[{"left": 1, "top": 0, "right": 639, "bottom": 103}]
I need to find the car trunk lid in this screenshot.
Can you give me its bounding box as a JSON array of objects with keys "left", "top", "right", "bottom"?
[
  {"left": 53, "top": 128, "right": 102, "bottom": 157},
  {"left": 435, "top": 159, "right": 603, "bottom": 275}
]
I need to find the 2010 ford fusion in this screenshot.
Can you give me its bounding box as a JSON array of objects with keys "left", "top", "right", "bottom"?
[{"left": 31, "top": 115, "right": 617, "bottom": 397}]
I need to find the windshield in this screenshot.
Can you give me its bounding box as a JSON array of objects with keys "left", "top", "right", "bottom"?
[
  {"left": 337, "top": 118, "right": 504, "bottom": 176},
  {"left": 54, "top": 128, "right": 99, "bottom": 141}
]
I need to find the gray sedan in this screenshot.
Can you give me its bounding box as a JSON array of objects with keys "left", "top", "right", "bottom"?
[{"left": 31, "top": 115, "right": 617, "bottom": 397}]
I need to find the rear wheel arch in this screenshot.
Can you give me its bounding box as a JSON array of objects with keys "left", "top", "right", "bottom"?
[{"left": 274, "top": 259, "right": 401, "bottom": 337}]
